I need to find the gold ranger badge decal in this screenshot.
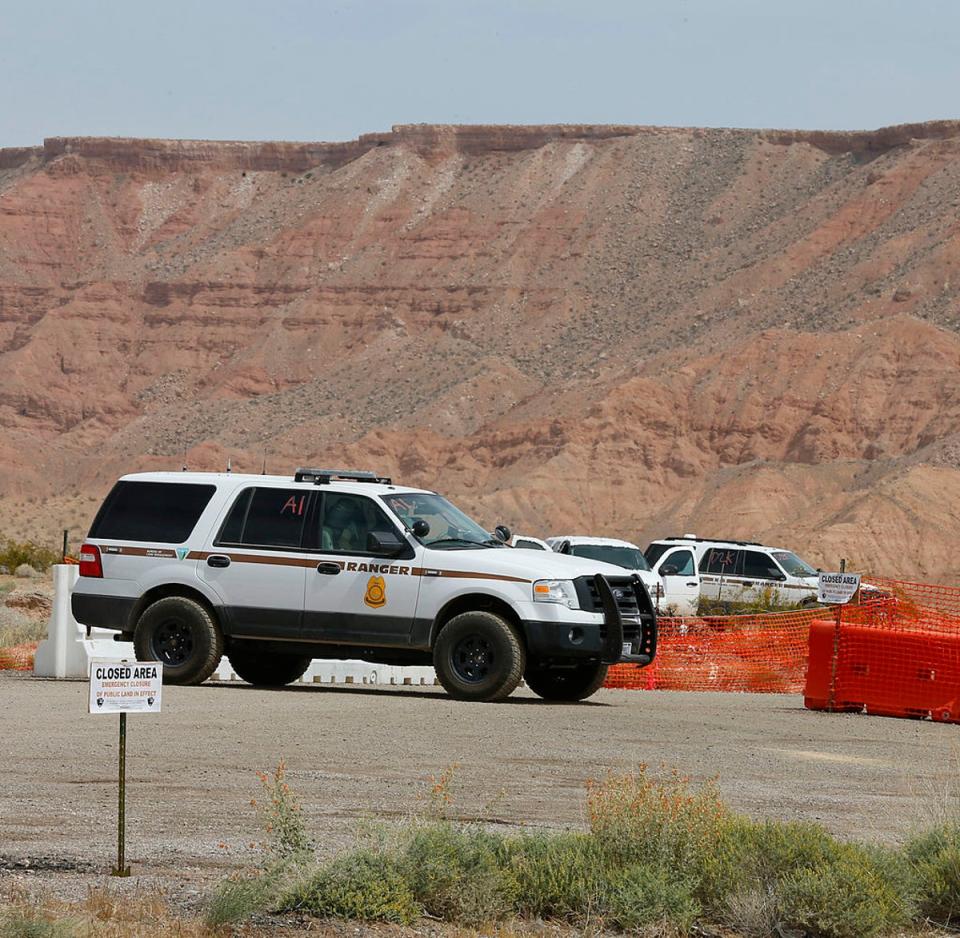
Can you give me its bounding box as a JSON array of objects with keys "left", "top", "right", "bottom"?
[{"left": 364, "top": 575, "right": 387, "bottom": 608}]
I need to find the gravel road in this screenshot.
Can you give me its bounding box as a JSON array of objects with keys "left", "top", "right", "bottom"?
[{"left": 2, "top": 670, "right": 956, "bottom": 884}]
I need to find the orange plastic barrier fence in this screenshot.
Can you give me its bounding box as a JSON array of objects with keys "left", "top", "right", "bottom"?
[
  {"left": 0, "top": 641, "right": 37, "bottom": 671},
  {"left": 805, "top": 578, "right": 960, "bottom": 722},
  {"left": 606, "top": 606, "right": 825, "bottom": 693}
]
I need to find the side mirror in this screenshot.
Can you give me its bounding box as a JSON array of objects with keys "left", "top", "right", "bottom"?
[
  {"left": 367, "top": 530, "right": 405, "bottom": 556},
  {"left": 661, "top": 564, "right": 679, "bottom": 576},
  {"left": 494, "top": 524, "right": 511, "bottom": 543},
  {"left": 411, "top": 519, "right": 430, "bottom": 539}
]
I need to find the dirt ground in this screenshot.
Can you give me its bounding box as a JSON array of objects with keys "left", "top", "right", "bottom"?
[{"left": 2, "top": 670, "right": 959, "bottom": 902}]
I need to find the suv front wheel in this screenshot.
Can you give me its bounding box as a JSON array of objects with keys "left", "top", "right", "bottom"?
[
  {"left": 133, "top": 595, "right": 224, "bottom": 686},
  {"left": 433, "top": 610, "right": 525, "bottom": 702},
  {"left": 524, "top": 661, "right": 609, "bottom": 701}
]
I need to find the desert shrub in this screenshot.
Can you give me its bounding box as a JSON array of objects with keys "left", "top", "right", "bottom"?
[
  {"left": 777, "top": 844, "right": 907, "bottom": 938},
  {"left": 280, "top": 850, "right": 418, "bottom": 924},
  {"left": 0, "top": 541, "right": 59, "bottom": 574},
  {"left": 607, "top": 863, "right": 701, "bottom": 935},
  {"left": 205, "top": 868, "right": 282, "bottom": 927},
  {"left": 253, "top": 758, "right": 312, "bottom": 860},
  {"left": 506, "top": 830, "right": 609, "bottom": 920},
  {"left": 587, "top": 767, "right": 737, "bottom": 906},
  {"left": 398, "top": 821, "right": 517, "bottom": 924},
  {"left": 0, "top": 907, "right": 77, "bottom": 938},
  {"left": 906, "top": 823, "right": 960, "bottom": 925},
  {"left": 0, "top": 606, "right": 44, "bottom": 649}
]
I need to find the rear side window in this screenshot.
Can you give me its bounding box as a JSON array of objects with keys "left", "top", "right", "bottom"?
[
  {"left": 89, "top": 481, "right": 216, "bottom": 544},
  {"left": 216, "top": 487, "right": 310, "bottom": 549},
  {"left": 700, "top": 548, "right": 742, "bottom": 575}
]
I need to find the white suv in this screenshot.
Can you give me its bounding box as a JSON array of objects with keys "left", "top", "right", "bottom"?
[
  {"left": 644, "top": 535, "right": 820, "bottom": 607},
  {"left": 545, "top": 537, "right": 677, "bottom": 610},
  {"left": 73, "top": 469, "right": 657, "bottom": 702}
]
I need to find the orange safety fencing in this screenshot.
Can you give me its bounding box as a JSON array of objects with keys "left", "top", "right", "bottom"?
[
  {"left": 0, "top": 641, "right": 37, "bottom": 671},
  {"left": 606, "top": 606, "right": 826, "bottom": 693}
]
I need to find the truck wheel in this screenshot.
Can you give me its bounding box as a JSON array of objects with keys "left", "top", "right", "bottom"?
[
  {"left": 228, "top": 646, "right": 312, "bottom": 687},
  {"left": 525, "top": 661, "right": 609, "bottom": 701},
  {"left": 433, "top": 611, "right": 525, "bottom": 702},
  {"left": 133, "top": 595, "right": 223, "bottom": 686}
]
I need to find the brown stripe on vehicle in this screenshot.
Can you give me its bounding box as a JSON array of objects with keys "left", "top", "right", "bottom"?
[{"left": 412, "top": 568, "right": 531, "bottom": 584}]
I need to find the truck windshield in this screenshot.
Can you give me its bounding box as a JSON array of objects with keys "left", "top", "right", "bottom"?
[
  {"left": 570, "top": 545, "right": 651, "bottom": 571},
  {"left": 382, "top": 493, "right": 501, "bottom": 549},
  {"left": 771, "top": 551, "right": 817, "bottom": 577}
]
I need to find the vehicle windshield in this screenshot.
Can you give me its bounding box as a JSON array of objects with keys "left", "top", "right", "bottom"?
[
  {"left": 771, "top": 550, "right": 817, "bottom": 577},
  {"left": 382, "top": 493, "right": 502, "bottom": 549},
  {"left": 570, "top": 545, "right": 651, "bottom": 571},
  {"left": 643, "top": 543, "right": 670, "bottom": 566}
]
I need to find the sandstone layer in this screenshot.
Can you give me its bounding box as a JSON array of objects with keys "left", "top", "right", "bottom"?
[{"left": 1, "top": 122, "right": 959, "bottom": 580}]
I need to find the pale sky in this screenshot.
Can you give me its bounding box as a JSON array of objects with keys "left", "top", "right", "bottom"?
[{"left": 1, "top": 0, "right": 957, "bottom": 147}]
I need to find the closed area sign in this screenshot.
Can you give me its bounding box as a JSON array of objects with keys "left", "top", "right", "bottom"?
[
  {"left": 89, "top": 660, "right": 163, "bottom": 714},
  {"left": 817, "top": 572, "right": 861, "bottom": 605}
]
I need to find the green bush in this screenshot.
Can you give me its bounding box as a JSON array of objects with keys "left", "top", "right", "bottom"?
[
  {"left": 778, "top": 844, "right": 907, "bottom": 938},
  {"left": 0, "top": 907, "right": 77, "bottom": 938},
  {"left": 280, "top": 851, "right": 418, "bottom": 924},
  {"left": 398, "top": 822, "right": 517, "bottom": 924},
  {"left": 0, "top": 540, "right": 59, "bottom": 574},
  {"left": 506, "top": 831, "right": 609, "bottom": 920},
  {"left": 607, "top": 863, "right": 701, "bottom": 934},
  {"left": 907, "top": 824, "right": 960, "bottom": 925},
  {"left": 205, "top": 869, "right": 281, "bottom": 927},
  {"left": 587, "top": 766, "right": 738, "bottom": 908}
]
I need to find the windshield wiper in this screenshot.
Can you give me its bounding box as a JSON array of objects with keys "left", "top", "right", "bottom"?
[{"left": 426, "top": 537, "right": 489, "bottom": 549}]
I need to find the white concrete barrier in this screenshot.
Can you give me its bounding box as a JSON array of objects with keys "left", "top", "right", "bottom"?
[
  {"left": 33, "top": 565, "right": 135, "bottom": 678},
  {"left": 36, "top": 565, "right": 438, "bottom": 686}
]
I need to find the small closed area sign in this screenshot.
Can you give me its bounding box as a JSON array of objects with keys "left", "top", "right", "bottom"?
[
  {"left": 89, "top": 660, "right": 163, "bottom": 714},
  {"left": 817, "top": 572, "right": 861, "bottom": 605}
]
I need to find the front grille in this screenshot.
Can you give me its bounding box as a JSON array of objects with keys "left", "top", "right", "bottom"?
[{"left": 576, "top": 576, "right": 643, "bottom": 618}]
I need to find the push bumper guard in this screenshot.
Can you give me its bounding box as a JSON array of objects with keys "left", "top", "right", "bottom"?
[{"left": 594, "top": 573, "right": 658, "bottom": 666}]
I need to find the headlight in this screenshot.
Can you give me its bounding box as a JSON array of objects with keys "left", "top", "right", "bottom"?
[{"left": 533, "top": 579, "right": 580, "bottom": 609}]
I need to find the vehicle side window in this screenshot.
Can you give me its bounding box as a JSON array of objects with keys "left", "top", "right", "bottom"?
[
  {"left": 742, "top": 550, "right": 782, "bottom": 579},
  {"left": 700, "top": 548, "right": 742, "bottom": 575},
  {"left": 89, "top": 481, "right": 216, "bottom": 544},
  {"left": 312, "top": 493, "right": 398, "bottom": 555},
  {"left": 216, "top": 488, "right": 309, "bottom": 549},
  {"left": 663, "top": 550, "right": 695, "bottom": 576}
]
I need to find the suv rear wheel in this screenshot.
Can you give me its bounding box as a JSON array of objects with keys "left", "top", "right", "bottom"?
[
  {"left": 133, "top": 595, "right": 223, "bottom": 686},
  {"left": 524, "top": 661, "right": 609, "bottom": 701},
  {"left": 433, "top": 610, "right": 525, "bottom": 702},
  {"left": 228, "top": 646, "right": 312, "bottom": 687}
]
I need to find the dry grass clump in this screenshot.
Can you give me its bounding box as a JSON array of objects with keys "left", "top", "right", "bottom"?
[{"left": 0, "top": 888, "right": 211, "bottom": 938}]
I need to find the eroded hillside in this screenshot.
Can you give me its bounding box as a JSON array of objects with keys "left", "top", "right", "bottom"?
[{"left": 1, "top": 123, "right": 959, "bottom": 579}]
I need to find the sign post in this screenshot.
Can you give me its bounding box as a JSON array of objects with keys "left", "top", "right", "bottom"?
[
  {"left": 818, "top": 563, "right": 861, "bottom": 710},
  {"left": 88, "top": 659, "right": 163, "bottom": 877}
]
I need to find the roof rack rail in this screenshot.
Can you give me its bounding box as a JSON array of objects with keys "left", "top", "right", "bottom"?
[
  {"left": 662, "top": 535, "right": 762, "bottom": 546},
  {"left": 294, "top": 467, "right": 392, "bottom": 485}
]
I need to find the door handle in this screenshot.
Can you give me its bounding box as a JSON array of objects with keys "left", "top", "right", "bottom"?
[
  {"left": 206, "top": 554, "right": 231, "bottom": 568},
  {"left": 316, "top": 562, "right": 341, "bottom": 575},
  {"left": 686, "top": 582, "right": 698, "bottom": 588}
]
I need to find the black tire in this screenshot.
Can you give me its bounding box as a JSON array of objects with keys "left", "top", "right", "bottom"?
[
  {"left": 228, "top": 646, "right": 312, "bottom": 687},
  {"left": 524, "top": 661, "right": 609, "bottom": 702},
  {"left": 433, "top": 610, "right": 525, "bottom": 702},
  {"left": 133, "top": 595, "right": 223, "bottom": 686}
]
